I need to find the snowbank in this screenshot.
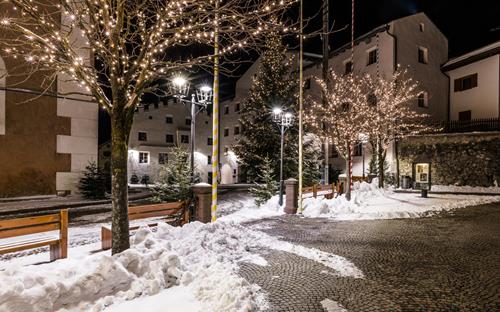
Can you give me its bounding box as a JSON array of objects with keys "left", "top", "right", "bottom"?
[
  {"left": 431, "top": 184, "right": 500, "bottom": 194},
  {"left": 0, "top": 221, "right": 362, "bottom": 312},
  {"left": 218, "top": 194, "right": 284, "bottom": 223},
  {"left": 303, "top": 181, "right": 500, "bottom": 220}
]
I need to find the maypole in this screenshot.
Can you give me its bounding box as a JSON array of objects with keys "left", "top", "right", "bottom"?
[
  {"left": 297, "top": 0, "right": 304, "bottom": 213},
  {"left": 211, "top": 0, "right": 220, "bottom": 222}
]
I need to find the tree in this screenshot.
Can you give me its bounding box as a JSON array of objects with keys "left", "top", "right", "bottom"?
[
  {"left": 363, "top": 69, "right": 435, "bottom": 187},
  {"left": 233, "top": 32, "right": 298, "bottom": 182},
  {"left": 0, "top": 0, "right": 297, "bottom": 254},
  {"left": 305, "top": 72, "right": 370, "bottom": 200},
  {"left": 250, "top": 157, "right": 278, "bottom": 206},
  {"left": 151, "top": 146, "right": 198, "bottom": 203},
  {"left": 78, "top": 161, "right": 106, "bottom": 199},
  {"left": 303, "top": 133, "right": 323, "bottom": 186}
]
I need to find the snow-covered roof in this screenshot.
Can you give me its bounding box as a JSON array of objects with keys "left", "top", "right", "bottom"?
[{"left": 442, "top": 40, "right": 500, "bottom": 71}]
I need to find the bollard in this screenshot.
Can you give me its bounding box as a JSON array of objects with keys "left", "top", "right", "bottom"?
[
  {"left": 192, "top": 183, "right": 212, "bottom": 223},
  {"left": 284, "top": 178, "right": 298, "bottom": 214}
]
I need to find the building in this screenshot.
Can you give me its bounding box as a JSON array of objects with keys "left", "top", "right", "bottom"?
[
  {"left": 302, "top": 12, "right": 449, "bottom": 180},
  {"left": 442, "top": 41, "right": 500, "bottom": 120},
  {"left": 0, "top": 8, "right": 98, "bottom": 197}
]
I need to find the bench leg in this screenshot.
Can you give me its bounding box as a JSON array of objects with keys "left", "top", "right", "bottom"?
[
  {"left": 50, "top": 243, "right": 61, "bottom": 261},
  {"left": 102, "top": 227, "right": 112, "bottom": 250}
]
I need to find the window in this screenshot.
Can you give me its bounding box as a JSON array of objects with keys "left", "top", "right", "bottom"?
[
  {"left": 419, "top": 23, "right": 425, "bottom": 32},
  {"left": 165, "top": 115, "right": 173, "bottom": 124},
  {"left": 207, "top": 155, "right": 212, "bottom": 165},
  {"left": 224, "top": 128, "right": 229, "bottom": 137},
  {"left": 139, "top": 152, "right": 149, "bottom": 164},
  {"left": 353, "top": 143, "right": 362, "bottom": 157},
  {"left": 185, "top": 117, "right": 192, "bottom": 126},
  {"left": 158, "top": 153, "right": 168, "bottom": 164},
  {"left": 304, "top": 78, "right": 311, "bottom": 89},
  {"left": 207, "top": 137, "right": 213, "bottom": 146},
  {"left": 367, "top": 93, "right": 377, "bottom": 106},
  {"left": 143, "top": 104, "right": 150, "bottom": 111},
  {"left": 138, "top": 131, "right": 147, "bottom": 141},
  {"left": 454, "top": 74, "right": 478, "bottom": 92},
  {"left": 224, "top": 105, "right": 229, "bottom": 114},
  {"left": 165, "top": 134, "right": 174, "bottom": 144},
  {"left": 367, "top": 49, "right": 378, "bottom": 65},
  {"left": 235, "top": 103, "right": 240, "bottom": 112},
  {"left": 148, "top": 116, "right": 153, "bottom": 120},
  {"left": 459, "top": 110, "right": 472, "bottom": 121},
  {"left": 418, "top": 47, "right": 428, "bottom": 64},
  {"left": 224, "top": 146, "right": 229, "bottom": 154},
  {"left": 208, "top": 172, "right": 213, "bottom": 184},
  {"left": 181, "top": 134, "right": 189, "bottom": 144},
  {"left": 153, "top": 103, "right": 159, "bottom": 109},
  {"left": 344, "top": 61, "right": 353, "bottom": 75},
  {"left": 234, "top": 126, "right": 240, "bottom": 135},
  {"left": 417, "top": 92, "right": 428, "bottom": 108}
]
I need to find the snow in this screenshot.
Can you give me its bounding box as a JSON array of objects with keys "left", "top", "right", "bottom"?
[
  {"left": 218, "top": 194, "right": 284, "bottom": 223},
  {"left": 303, "top": 180, "right": 500, "bottom": 220},
  {"left": 0, "top": 219, "right": 362, "bottom": 312},
  {"left": 321, "top": 298, "right": 347, "bottom": 312}
]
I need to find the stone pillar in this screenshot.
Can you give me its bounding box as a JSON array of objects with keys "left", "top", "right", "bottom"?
[
  {"left": 192, "top": 183, "right": 212, "bottom": 223},
  {"left": 284, "top": 178, "right": 298, "bottom": 214}
]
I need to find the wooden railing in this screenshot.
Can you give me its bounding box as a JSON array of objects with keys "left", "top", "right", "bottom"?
[{"left": 302, "top": 176, "right": 370, "bottom": 199}]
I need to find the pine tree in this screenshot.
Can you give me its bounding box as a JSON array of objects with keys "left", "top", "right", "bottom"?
[
  {"left": 303, "top": 133, "right": 323, "bottom": 186},
  {"left": 250, "top": 158, "right": 279, "bottom": 206},
  {"left": 151, "top": 146, "right": 198, "bottom": 202},
  {"left": 78, "top": 161, "right": 106, "bottom": 199},
  {"left": 233, "top": 32, "right": 298, "bottom": 182}
]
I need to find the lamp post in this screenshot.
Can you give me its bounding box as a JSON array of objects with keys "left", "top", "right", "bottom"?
[
  {"left": 272, "top": 108, "right": 294, "bottom": 206},
  {"left": 169, "top": 75, "right": 213, "bottom": 182},
  {"left": 358, "top": 133, "right": 369, "bottom": 178}
]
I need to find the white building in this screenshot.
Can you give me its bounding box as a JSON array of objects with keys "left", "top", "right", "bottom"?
[
  {"left": 303, "top": 12, "right": 449, "bottom": 180},
  {"left": 442, "top": 41, "right": 500, "bottom": 120}
]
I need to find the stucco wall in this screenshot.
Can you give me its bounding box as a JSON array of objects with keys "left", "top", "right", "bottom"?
[
  {"left": 399, "top": 132, "right": 500, "bottom": 187},
  {"left": 446, "top": 54, "right": 500, "bottom": 120}
]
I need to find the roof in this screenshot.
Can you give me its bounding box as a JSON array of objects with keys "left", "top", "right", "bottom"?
[{"left": 442, "top": 40, "right": 500, "bottom": 71}]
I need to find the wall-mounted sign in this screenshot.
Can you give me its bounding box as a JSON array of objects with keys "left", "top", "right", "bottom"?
[{"left": 415, "top": 163, "right": 429, "bottom": 183}]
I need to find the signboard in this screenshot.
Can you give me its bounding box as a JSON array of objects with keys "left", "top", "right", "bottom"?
[{"left": 414, "top": 162, "right": 431, "bottom": 190}]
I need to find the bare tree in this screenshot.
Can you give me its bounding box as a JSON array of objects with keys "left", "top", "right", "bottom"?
[
  {"left": 305, "top": 71, "right": 371, "bottom": 200},
  {"left": 0, "top": 0, "right": 297, "bottom": 253},
  {"left": 363, "top": 69, "right": 436, "bottom": 187}
]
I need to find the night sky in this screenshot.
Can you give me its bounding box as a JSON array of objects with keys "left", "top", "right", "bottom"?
[{"left": 98, "top": 0, "right": 500, "bottom": 144}]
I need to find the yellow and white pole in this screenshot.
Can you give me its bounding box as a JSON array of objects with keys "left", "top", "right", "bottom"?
[
  {"left": 298, "top": 0, "right": 304, "bottom": 213},
  {"left": 211, "top": 1, "right": 220, "bottom": 222}
]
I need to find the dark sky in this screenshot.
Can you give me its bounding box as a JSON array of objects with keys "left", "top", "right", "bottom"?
[{"left": 99, "top": 1, "right": 499, "bottom": 144}]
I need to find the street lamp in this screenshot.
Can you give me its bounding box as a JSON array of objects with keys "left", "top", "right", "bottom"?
[
  {"left": 272, "top": 108, "right": 294, "bottom": 207},
  {"left": 358, "top": 133, "right": 369, "bottom": 178},
  {"left": 168, "top": 75, "right": 213, "bottom": 182}
]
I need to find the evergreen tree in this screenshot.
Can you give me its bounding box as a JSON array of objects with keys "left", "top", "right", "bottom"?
[
  {"left": 78, "top": 161, "right": 106, "bottom": 199},
  {"left": 303, "top": 133, "right": 323, "bottom": 186},
  {"left": 233, "top": 32, "right": 298, "bottom": 182},
  {"left": 250, "top": 158, "right": 279, "bottom": 206},
  {"left": 151, "top": 146, "right": 198, "bottom": 202}
]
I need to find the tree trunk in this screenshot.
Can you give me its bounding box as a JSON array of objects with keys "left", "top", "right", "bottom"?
[
  {"left": 110, "top": 107, "right": 134, "bottom": 254},
  {"left": 345, "top": 146, "right": 352, "bottom": 201},
  {"left": 377, "top": 139, "right": 384, "bottom": 188}
]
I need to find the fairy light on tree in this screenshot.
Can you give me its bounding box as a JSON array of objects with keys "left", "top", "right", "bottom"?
[{"left": 0, "top": 0, "right": 299, "bottom": 254}]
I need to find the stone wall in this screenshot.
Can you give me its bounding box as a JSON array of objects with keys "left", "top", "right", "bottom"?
[{"left": 398, "top": 132, "right": 500, "bottom": 187}]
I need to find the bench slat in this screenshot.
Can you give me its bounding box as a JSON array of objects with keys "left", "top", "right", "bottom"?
[
  {"left": 0, "top": 222, "right": 60, "bottom": 239},
  {"left": 129, "top": 209, "right": 182, "bottom": 221},
  {"left": 0, "top": 237, "right": 59, "bottom": 254},
  {"left": 0, "top": 214, "right": 60, "bottom": 231},
  {"left": 129, "top": 202, "right": 183, "bottom": 214}
]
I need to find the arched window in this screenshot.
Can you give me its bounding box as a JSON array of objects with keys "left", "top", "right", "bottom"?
[{"left": 417, "top": 91, "right": 428, "bottom": 108}]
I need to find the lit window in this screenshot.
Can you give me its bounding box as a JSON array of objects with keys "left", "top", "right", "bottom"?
[
  {"left": 139, "top": 152, "right": 149, "bottom": 164},
  {"left": 158, "top": 153, "right": 168, "bottom": 164},
  {"left": 138, "top": 131, "right": 147, "bottom": 141}
]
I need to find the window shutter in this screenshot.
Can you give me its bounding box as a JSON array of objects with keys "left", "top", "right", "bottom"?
[
  {"left": 472, "top": 74, "right": 478, "bottom": 88},
  {"left": 454, "top": 79, "right": 461, "bottom": 92}
]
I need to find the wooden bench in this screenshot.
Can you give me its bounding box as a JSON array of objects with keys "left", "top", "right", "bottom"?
[
  {"left": 0, "top": 210, "right": 68, "bottom": 261},
  {"left": 101, "top": 201, "right": 188, "bottom": 250}
]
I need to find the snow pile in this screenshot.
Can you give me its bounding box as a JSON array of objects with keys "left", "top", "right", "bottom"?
[
  {"left": 431, "top": 184, "right": 500, "bottom": 194},
  {"left": 218, "top": 194, "right": 284, "bottom": 223},
  {"left": 321, "top": 298, "right": 347, "bottom": 312},
  {"left": 303, "top": 181, "right": 500, "bottom": 220},
  {"left": 0, "top": 221, "right": 362, "bottom": 312}
]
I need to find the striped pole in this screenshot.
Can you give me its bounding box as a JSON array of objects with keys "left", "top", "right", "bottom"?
[
  {"left": 297, "top": 0, "right": 304, "bottom": 213},
  {"left": 349, "top": 144, "right": 353, "bottom": 190},
  {"left": 211, "top": 1, "right": 220, "bottom": 222}
]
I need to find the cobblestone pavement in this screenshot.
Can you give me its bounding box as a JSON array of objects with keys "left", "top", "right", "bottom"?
[{"left": 239, "top": 203, "right": 500, "bottom": 311}]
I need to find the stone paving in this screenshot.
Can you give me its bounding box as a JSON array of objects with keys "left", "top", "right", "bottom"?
[{"left": 239, "top": 202, "right": 500, "bottom": 311}]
